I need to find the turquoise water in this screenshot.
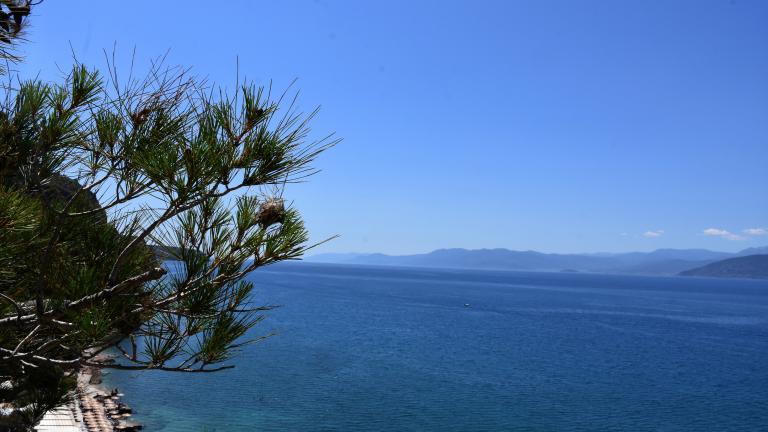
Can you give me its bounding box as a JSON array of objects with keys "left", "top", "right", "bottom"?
[{"left": 106, "top": 263, "right": 768, "bottom": 431}]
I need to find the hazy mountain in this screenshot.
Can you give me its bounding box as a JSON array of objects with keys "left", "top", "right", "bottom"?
[
  {"left": 609, "top": 248, "right": 733, "bottom": 263},
  {"left": 322, "top": 248, "right": 619, "bottom": 272},
  {"left": 737, "top": 246, "right": 768, "bottom": 256},
  {"left": 307, "top": 247, "right": 768, "bottom": 276},
  {"left": 680, "top": 255, "right": 768, "bottom": 279},
  {"left": 612, "top": 259, "right": 716, "bottom": 275}
]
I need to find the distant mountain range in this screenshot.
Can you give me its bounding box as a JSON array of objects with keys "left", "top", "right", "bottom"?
[
  {"left": 306, "top": 246, "right": 768, "bottom": 278},
  {"left": 680, "top": 255, "right": 768, "bottom": 279}
]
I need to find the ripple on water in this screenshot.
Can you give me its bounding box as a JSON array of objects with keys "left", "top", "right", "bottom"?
[{"left": 108, "top": 264, "right": 768, "bottom": 432}]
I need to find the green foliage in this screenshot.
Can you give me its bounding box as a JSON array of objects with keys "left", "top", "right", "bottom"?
[
  {"left": 0, "top": 0, "right": 30, "bottom": 73},
  {"left": 0, "top": 21, "right": 336, "bottom": 430}
]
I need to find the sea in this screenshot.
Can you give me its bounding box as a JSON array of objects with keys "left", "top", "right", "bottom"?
[{"left": 105, "top": 263, "right": 768, "bottom": 431}]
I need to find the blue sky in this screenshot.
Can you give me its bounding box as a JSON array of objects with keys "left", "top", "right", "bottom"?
[{"left": 17, "top": 0, "right": 768, "bottom": 254}]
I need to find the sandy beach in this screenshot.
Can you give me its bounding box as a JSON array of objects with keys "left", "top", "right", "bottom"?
[
  {"left": 77, "top": 361, "right": 142, "bottom": 432},
  {"left": 35, "top": 358, "right": 142, "bottom": 432}
]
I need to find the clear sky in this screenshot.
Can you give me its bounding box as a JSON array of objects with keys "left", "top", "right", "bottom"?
[{"left": 16, "top": 0, "right": 768, "bottom": 254}]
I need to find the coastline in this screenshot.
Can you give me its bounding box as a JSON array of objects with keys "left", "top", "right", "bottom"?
[
  {"left": 76, "top": 358, "right": 142, "bottom": 432},
  {"left": 36, "top": 358, "right": 142, "bottom": 432}
]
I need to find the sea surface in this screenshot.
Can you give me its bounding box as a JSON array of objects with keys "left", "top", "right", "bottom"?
[{"left": 106, "top": 263, "right": 768, "bottom": 431}]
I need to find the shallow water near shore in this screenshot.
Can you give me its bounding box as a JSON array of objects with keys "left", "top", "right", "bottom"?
[{"left": 105, "top": 263, "right": 768, "bottom": 431}]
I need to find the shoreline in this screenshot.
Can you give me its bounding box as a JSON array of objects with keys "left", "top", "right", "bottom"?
[
  {"left": 76, "top": 358, "right": 142, "bottom": 432},
  {"left": 35, "top": 360, "right": 142, "bottom": 432}
]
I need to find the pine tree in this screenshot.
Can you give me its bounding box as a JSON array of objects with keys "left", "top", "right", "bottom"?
[{"left": 0, "top": 2, "right": 336, "bottom": 429}]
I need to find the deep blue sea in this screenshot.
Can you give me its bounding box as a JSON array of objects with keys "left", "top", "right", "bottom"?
[{"left": 106, "top": 263, "right": 768, "bottom": 431}]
